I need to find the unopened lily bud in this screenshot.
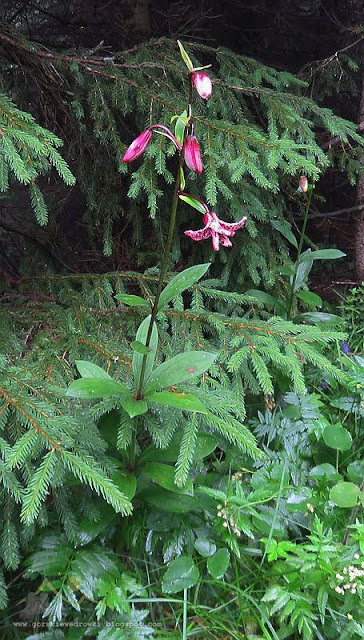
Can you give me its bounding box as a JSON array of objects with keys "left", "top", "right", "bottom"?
[
  {"left": 122, "top": 129, "right": 152, "bottom": 162},
  {"left": 184, "top": 134, "right": 203, "bottom": 175},
  {"left": 297, "top": 175, "right": 308, "bottom": 193},
  {"left": 191, "top": 72, "right": 213, "bottom": 100}
]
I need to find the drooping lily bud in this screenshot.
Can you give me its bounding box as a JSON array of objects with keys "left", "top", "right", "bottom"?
[
  {"left": 122, "top": 129, "right": 152, "bottom": 162},
  {"left": 184, "top": 133, "right": 203, "bottom": 175},
  {"left": 191, "top": 72, "right": 213, "bottom": 100},
  {"left": 297, "top": 175, "right": 308, "bottom": 193}
]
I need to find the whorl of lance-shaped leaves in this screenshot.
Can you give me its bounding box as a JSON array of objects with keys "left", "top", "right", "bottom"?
[{"left": 0, "top": 266, "right": 348, "bottom": 540}]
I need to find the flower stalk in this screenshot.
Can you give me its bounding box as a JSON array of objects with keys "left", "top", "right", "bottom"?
[
  {"left": 135, "top": 83, "right": 193, "bottom": 400},
  {"left": 286, "top": 184, "right": 314, "bottom": 319}
]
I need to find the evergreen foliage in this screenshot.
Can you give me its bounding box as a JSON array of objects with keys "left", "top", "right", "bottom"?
[
  {"left": 0, "top": 93, "right": 75, "bottom": 224},
  {"left": 1, "top": 32, "right": 363, "bottom": 283},
  {"left": 0, "top": 31, "right": 362, "bottom": 640}
]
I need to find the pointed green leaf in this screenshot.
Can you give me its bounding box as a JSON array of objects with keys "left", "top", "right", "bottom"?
[
  {"left": 279, "top": 265, "right": 295, "bottom": 276},
  {"left": 162, "top": 556, "right": 199, "bottom": 593},
  {"left": 292, "top": 250, "right": 313, "bottom": 292},
  {"left": 207, "top": 548, "right": 230, "bottom": 579},
  {"left": 174, "top": 110, "right": 188, "bottom": 146},
  {"left": 66, "top": 378, "right": 127, "bottom": 399},
  {"left": 180, "top": 165, "right": 186, "bottom": 190},
  {"left": 132, "top": 315, "right": 158, "bottom": 391},
  {"left": 115, "top": 294, "right": 150, "bottom": 307},
  {"left": 76, "top": 360, "right": 111, "bottom": 379},
  {"left": 158, "top": 263, "right": 210, "bottom": 311},
  {"left": 177, "top": 41, "right": 194, "bottom": 71},
  {"left": 142, "top": 462, "right": 193, "bottom": 495},
  {"left": 245, "top": 289, "right": 287, "bottom": 315},
  {"left": 295, "top": 290, "right": 322, "bottom": 307},
  {"left": 131, "top": 340, "right": 151, "bottom": 354},
  {"left": 296, "top": 311, "right": 344, "bottom": 324},
  {"left": 119, "top": 391, "right": 148, "bottom": 418},
  {"left": 300, "top": 249, "right": 346, "bottom": 262},
  {"left": 145, "top": 351, "right": 216, "bottom": 393},
  {"left": 178, "top": 194, "right": 207, "bottom": 214},
  {"left": 147, "top": 390, "right": 207, "bottom": 413},
  {"left": 271, "top": 220, "right": 298, "bottom": 248}
]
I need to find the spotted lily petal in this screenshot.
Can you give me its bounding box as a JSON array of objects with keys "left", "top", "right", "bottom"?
[{"left": 185, "top": 210, "right": 247, "bottom": 251}]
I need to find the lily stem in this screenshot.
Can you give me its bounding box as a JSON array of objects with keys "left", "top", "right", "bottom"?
[
  {"left": 135, "top": 151, "right": 185, "bottom": 399},
  {"left": 286, "top": 185, "right": 314, "bottom": 319},
  {"left": 135, "top": 80, "right": 193, "bottom": 402}
]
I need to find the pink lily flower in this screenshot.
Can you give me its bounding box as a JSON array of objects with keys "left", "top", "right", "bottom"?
[
  {"left": 191, "top": 72, "right": 213, "bottom": 100},
  {"left": 123, "top": 125, "right": 182, "bottom": 163},
  {"left": 184, "top": 134, "right": 203, "bottom": 175},
  {"left": 122, "top": 129, "right": 152, "bottom": 162},
  {"left": 185, "top": 210, "right": 247, "bottom": 251}
]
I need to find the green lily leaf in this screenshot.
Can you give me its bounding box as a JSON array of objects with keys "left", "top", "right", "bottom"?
[
  {"left": 119, "top": 391, "right": 148, "bottom": 418},
  {"left": 295, "top": 290, "right": 322, "bottom": 307},
  {"left": 66, "top": 378, "right": 127, "bottom": 399},
  {"left": 158, "top": 263, "right": 210, "bottom": 311},
  {"left": 177, "top": 41, "right": 194, "bottom": 71},
  {"left": 115, "top": 294, "right": 150, "bottom": 307},
  {"left": 75, "top": 360, "right": 111, "bottom": 380},
  {"left": 131, "top": 340, "right": 151, "bottom": 354},
  {"left": 300, "top": 249, "right": 346, "bottom": 262},
  {"left": 147, "top": 390, "right": 207, "bottom": 413},
  {"left": 271, "top": 220, "right": 298, "bottom": 249},
  {"left": 178, "top": 194, "right": 207, "bottom": 214},
  {"left": 145, "top": 351, "right": 216, "bottom": 393},
  {"left": 132, "top": 315, "right": 158, "bottom": 391},
  {"left": 173, "top": 109, "right": 188, "bottom": 146}
]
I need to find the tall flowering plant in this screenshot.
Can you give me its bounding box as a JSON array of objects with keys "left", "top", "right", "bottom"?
[{"left": 66, "top": 41, "right": 250, "bottom": 472}]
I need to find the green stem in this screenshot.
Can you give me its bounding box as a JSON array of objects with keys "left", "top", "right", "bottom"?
[
  {"left": 182, "top": 588, "right": 188, "bottom": 640},
  {"left": 135, "top": 82, "right": 193, "bottom": 400},
  {"left": 286, "top": 186, "right": 314, "bottom": 319},
  {"left": 135, "top": 154, "right": 184, "bottom": 399}
]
